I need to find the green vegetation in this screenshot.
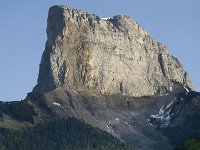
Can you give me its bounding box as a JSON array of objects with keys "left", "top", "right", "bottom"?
[
  {"left": 0, "top": 118, "right": 131, "bottom": 150},
  {"left": 184, "top": 139, "right": 200, "bottom": 150},
  {"left": 0, "top": 100, "right": 36, "bottom": 123},
  {"left": 0, "top": 113, "right": 33, "bottom": 129},
  {"left": 174, "top": 139, "right": 200, "bottom": 150},
  {"left": 164, "top": 91, "right": 200, "bottom": 150},
  {"left": 0, "top": 100, "right": 36, "bottom": 129}
]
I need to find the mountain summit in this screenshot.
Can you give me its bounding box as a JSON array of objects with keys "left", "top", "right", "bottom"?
[
  {"left": 33, "top": 5, "right": 192, "bottom": 96},
  {"left": 1, "top": 5, "right": 199, "bottom": 150}
]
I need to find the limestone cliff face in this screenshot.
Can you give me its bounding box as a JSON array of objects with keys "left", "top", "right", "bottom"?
[{"left": 33, "top": 5, "right": 193, "bottom": 96}]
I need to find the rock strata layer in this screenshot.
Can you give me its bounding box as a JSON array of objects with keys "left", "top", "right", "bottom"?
[{"left": 33, "top": 5, "right": 193, "bottom": 96}]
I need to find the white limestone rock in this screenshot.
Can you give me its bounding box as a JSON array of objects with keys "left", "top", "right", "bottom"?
[{"left": 33, "top": 5, "right": 193, "bottom": 97}]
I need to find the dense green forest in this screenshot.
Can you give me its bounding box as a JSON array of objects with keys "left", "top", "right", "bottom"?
[
  {"left": 0, "top": 118, "right": 131, "bottom": 150},
  {"left": 0, "top": 100, "right": 36, "bottom": 123},
  {"left": 174, "top": 139, "right": 200, "bottom": 150}
]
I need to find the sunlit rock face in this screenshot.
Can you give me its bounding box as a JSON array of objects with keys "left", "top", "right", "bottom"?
[{"left": 33, "top": 5, "right": 193, "bottom": 96}]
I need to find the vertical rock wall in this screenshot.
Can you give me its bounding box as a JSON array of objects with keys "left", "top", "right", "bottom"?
[{"left": 33, "top": 5, "right": 193, "bottom": 96}]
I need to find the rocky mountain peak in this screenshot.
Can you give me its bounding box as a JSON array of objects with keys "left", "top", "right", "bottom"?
[{"left": 33, "top": 5, "right": 193, "bottom": 96}]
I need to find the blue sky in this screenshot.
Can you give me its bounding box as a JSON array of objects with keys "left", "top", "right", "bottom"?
[{"left": 0, "top": 0, "right": 199, "bottom": 101}]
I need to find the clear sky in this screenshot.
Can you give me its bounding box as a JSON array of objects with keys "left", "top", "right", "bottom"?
[{"left": 0, "top": 0, "right": 199, "bottom": 101}]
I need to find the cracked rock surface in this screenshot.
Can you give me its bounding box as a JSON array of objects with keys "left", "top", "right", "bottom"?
[
  {"left": 28, "top": 5, "right": 200, "bottom": 150},
  {"left": 33, "top": 5, "right": 193, "bottom": 97}
]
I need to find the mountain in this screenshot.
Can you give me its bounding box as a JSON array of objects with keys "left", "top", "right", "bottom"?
[
  {"left": 33, "top": 5, "right": 192, "bottom": 97},
  {"left": 0, "top": 5, "right": 200, "bottom": 150}
]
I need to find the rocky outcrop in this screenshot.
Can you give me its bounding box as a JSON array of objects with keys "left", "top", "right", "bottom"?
[
  {"left": 33, "top": 5, "right": 193, "bottom": 97},
  {"left": 27, "top": 85, "right": 200, "bottom": 150},
  {"left": 1, "top": 5, "right": 198, "bottom": 150}
]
